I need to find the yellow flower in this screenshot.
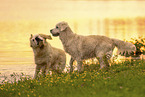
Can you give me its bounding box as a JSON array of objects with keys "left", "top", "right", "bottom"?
[
  {"left": 34, "top": 94, "right": 36, "bottom": 96},
  {"left": 31, "top": 91, "right": 34, "bottom": 93},
  {"left": 18, "top": 92, "right": 21, "bottom": 96},
  {"left": 84, "top": 71, "right": 87, "bottom": 73},
  {"left": 82, "top": 76, "right": 85, "bottom": 79},
  {"left": 62, "top": 81, "right": 65, "bottom": 83},
  {"left": 0, "top": 88, "right": 3, "bottom": 90},
  {"left": 57, "top": 77, "right": 61, "bottom": 80}
]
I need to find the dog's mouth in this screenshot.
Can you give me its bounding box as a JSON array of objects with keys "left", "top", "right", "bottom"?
[
  {"left": 35, "top": 36, "right": 43, "bottom": 45},
  {"left": 51, "top": 33, "right": 60, "bottom": 37}
]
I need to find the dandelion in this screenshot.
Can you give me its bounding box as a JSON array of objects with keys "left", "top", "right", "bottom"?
[
  {"left": 76, "top": 74, "right": 79, "bottom": 77},
  {"left": 57, "top": 77, "right": 61, "bottom": 80},
  {"left": 84, "top": 71, "right": 87, "bottom": 73},
  {"left": 34, "top": 94, "right": 36, "bottom": 96},
  {"left": 82, "top": 76, "right": 85, "bottom": 79},
  {"left": 18, "top": 92, "right": 21, "bottom": 96},
  {"left": 0, "top": 87, "right": 3, "bottom": 90},
  {"left": 62, "top": 80, "right": 65, "bottom": 83},
  {"left": 31, "top": 90, "right": 34, "bottom": 93}
]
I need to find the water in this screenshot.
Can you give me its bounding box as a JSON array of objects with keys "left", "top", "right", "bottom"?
[{"left": 0, "top": 0, "right": 145, "bottom": 83}]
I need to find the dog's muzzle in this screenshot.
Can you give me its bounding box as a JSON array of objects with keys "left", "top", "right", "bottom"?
[
  {"left": 50, "top": 29, "right": 60, "bottom": 36},
  {"left": 35, "top": 37, "right": 43, "bottom": 45}
]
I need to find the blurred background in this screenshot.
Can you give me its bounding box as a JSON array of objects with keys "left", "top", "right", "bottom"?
[{"left": 0, "top": 0, "right": 145, "bottom": 80}]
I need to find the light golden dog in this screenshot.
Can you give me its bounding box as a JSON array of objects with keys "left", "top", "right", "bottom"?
[
  {"left": 30, "top": 34, "right": 66, "bottom": 78},
  {"left": 50, "top": 21, "right": 136, "bottom": 72}
]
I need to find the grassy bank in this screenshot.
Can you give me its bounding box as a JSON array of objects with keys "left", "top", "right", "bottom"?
[{"left": 0, "top": 60, "right": 145, "bottom": 97}]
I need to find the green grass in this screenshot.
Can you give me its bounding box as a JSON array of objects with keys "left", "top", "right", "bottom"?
[{"left": 0, "top": 60, "right": 145, "bottom": 97}]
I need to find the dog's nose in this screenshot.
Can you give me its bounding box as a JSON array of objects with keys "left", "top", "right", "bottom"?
[{"left": 50, "top": 29, "right": 52, "bottom": 33}]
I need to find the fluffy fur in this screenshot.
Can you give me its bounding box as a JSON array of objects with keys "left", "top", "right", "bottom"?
[
  {"left": 50, "top": 21, "right": 136, "bottom": 72},
  {"left": 30, "top": 34, "right": 66, "bottom": 78}
]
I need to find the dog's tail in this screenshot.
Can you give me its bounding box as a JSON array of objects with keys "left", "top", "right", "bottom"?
[{"left": 111, "top": 38, "right": 136, "bottom": 55}]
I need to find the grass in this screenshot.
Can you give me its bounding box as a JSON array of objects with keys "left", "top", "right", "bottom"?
[{"left": 0, "top": 60, "right": 145, "bottom": 97}]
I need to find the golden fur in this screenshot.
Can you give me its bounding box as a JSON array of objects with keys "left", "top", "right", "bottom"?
[
  {"left": 50, "top": 21, "right": 136, "bottom": 72},
  {"left": 30, "top": 34, "right": 66, "bottom": 78}
]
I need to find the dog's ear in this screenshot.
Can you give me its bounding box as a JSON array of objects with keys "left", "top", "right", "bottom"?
[
  {"left": 39, "top": 34, "right": 52, "bottom": 40},
  {"left": 60, "top": 22, "right": 68, "bottom": 31},
  {"left": 30, "top": 34, "right": 33, "bottom": 39}
]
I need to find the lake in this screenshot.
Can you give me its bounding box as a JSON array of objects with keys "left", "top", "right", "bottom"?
[{"left": 0, "top": 0, "right": 145, "bottom": 83}]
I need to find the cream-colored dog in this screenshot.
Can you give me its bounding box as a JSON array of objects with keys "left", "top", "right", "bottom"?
[
  {"left": 50, "top": 21, "right": 136, "bottom": 72},
  {"left": 30, "top": 34, "right": 66, "bottom": 78}
]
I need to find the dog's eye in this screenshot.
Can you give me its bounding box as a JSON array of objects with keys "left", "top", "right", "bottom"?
[
  {"left": 56, "top": 26, "right": 59, "bottom": 29},
  {"left": 32, "top": 39, "right": 34, "bottom": 41}
]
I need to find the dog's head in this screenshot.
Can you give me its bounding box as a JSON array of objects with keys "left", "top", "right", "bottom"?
[
  {"left": 30, "top": 34, "right": 52, "bottom": 48},
  {"left": 50, "top": 21, "right": 68, "bottom": 36}
]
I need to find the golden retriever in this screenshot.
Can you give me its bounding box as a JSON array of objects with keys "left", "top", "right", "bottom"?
[{"left": 50, "top": 22, "right": 136, "bottom": 72}]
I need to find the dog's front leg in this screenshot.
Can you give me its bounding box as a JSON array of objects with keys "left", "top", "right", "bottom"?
[
  {"left": 70, "top": 57, "right": 75, "bottom": 72},
  {"left": 34, "top": 65, "right": 41, "bottom": 79},
  {"left": 42, "top": 65, "right": 47, "bottom": 77},
  {"left": 77, "top": 60, "right": 83, "bottom": 73},
  {"left": 98, "top": 56, "right": 109, "bottom": 70}
]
